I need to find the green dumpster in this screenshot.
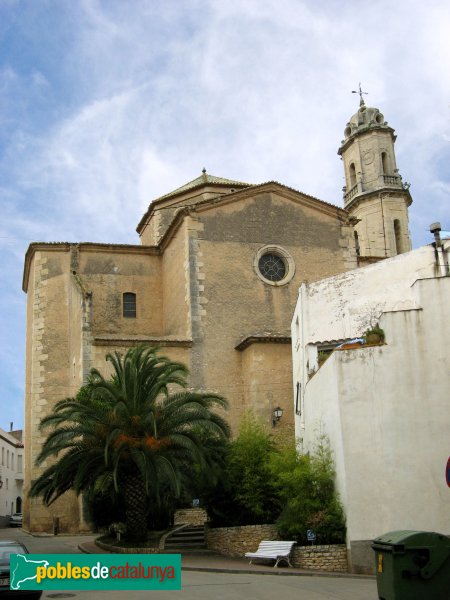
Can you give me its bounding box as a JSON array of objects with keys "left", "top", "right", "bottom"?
[{"left": 372, "top": 530, "right": 450, "bottom": 600}]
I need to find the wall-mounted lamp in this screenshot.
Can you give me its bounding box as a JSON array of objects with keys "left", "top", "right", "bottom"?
[{"left": 272, "top": 406, "right": 284, "bottom": 427}]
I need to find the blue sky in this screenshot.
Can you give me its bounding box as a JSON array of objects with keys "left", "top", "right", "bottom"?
[{"left": 1, "top": 0, "right": 449, "bottom": 430}]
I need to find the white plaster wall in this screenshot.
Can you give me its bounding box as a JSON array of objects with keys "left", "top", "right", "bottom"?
[
  {"left": 301, "top": 276, "right": 450, "bottom": 543},
  {"left": 0, "top": 429, "right": 24, "bottom": 519},
  {"left": 299, "top": 245, "right": 434, "bottom": 346},
  {"left": 292, "top": 243, "right": 449, "bottom": 436}
]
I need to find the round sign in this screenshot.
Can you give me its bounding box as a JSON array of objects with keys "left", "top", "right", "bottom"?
[{"left": 446, "top": 457, "right": 450, "bottom": 487}]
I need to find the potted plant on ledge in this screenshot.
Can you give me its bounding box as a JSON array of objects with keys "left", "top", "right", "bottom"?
[{"left": 364, "top": 324, "right": 385, "bottom": 345}]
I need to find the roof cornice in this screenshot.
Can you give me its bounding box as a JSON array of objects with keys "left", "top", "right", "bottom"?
[
  {"left": 235, "top": 334, "right": 291, "bottom": 351},
  {"left": 93, "top": 335, "right": 192, "bottom": 348}
]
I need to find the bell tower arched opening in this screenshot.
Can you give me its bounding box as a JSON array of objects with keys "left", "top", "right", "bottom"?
[
  {"left": 394, "top": 219, "right": 402, "bottom": 254},
  {"left": 381, "top": 152, "right": 388, "bottom": 175},
  {"left": 349, "top": 163, "right": 357, "bottom": 188}
]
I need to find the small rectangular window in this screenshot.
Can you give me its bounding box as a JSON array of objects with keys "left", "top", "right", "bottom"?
[
  {"left": 295, "top": 382, "right": 301, "bottom": 416},
  {"left": 123, "top": 292, "right": 136, "bottom": 318}
]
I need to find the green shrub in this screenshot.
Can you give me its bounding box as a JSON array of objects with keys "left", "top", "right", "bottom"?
[
  {"left": 203, "top": 415, "right": 281, "bottom": 526},
  {"left": 270, "top": 437, "right": 346, "bottom": 545}
]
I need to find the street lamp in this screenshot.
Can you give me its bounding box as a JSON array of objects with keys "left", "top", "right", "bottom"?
[{"left": 272, "top": 406, "right": 283, "bottom": 427}]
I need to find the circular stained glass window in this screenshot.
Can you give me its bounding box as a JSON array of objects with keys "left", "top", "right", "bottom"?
[{"left": 258, "top": 253, "right": 287, "bottom": 282}]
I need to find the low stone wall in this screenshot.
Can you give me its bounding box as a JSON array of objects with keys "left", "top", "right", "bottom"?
[
  {"left": 205, "top": 524, "right": 348, "bottom": 572},
  {"left": 174, "top": 508, "right": 208, "bottom": 526},
  {"left": 293, "top": 544, "right": 348, "bottom": 572},
  {"left": 205, "top": 524, "right": 279, "bottom": 557}
]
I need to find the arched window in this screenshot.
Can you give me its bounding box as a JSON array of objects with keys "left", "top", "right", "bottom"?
[
  {"left": 394, "top": 220, "right": 402, "bottom": 254},
  {"left": 123, "top": 292, "right": 136, "bottom": 318},
  {"left": 349, "top": 163, "right": 357, "bottom": 188},
  {"left": 381, "top": 152, "right": 388, "bottom": 175}
]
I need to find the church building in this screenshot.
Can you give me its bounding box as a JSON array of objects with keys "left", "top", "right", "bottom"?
[{"left": 22, "top": 98, "right": 412, "bottom": 533}]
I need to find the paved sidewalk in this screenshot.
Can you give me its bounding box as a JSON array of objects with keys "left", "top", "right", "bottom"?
[{"left": 79, "top": 540, "right": 374, "bottom": 580}]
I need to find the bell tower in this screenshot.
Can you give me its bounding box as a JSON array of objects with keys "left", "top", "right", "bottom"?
[{"left": 338, "top": 93, "right": 412, "bottom": 259}]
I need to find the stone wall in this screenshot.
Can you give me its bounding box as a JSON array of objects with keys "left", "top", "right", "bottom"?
[
  {"left": 206, "top": 525, "right": 348, "bottom": 572},
  {"left": 293, "top": 544, "right": 348, "bottom": 572},
  {"left": 174, "top": 508, "right": 208, "bottom": 526},
  {"left": 206, "top": 524, "right": 279, "bottom": 557}
]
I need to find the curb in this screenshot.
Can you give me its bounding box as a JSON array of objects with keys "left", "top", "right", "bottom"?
[{"left": 181, "top": 566, "right": 375, "bottom": 579}]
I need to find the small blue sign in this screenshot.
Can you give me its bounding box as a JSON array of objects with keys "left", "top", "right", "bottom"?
[{"left": 307, "top": 530, "right": 316, "bottom": 542}]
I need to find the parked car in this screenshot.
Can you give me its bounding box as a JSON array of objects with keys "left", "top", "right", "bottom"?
[
  {"left": 0, "top": 540, "right": 42, "bottom": 598},
  {"left": 9, "top": 514, "right": 22, "bottom": 528}
]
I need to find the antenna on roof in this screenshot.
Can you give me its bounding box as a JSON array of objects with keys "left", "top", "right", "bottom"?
[{"left": 352, "top": 82, "right": 368, "bottom": 106}]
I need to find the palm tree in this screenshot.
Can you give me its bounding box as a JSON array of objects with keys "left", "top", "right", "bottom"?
[{"left": 30, "top": 345, "right": 230, "bottom": 542}]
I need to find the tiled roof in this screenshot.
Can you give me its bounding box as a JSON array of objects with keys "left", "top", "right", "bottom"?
[{"left": 155, "top": 170, "right": 251, "bottom": 201}]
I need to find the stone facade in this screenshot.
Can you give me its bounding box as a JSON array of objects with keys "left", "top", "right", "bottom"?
[
  {"left": 23, "top": 180, "right": 360, "bottom": 533},
  {"left": 292, "top": 545, "right": 348, "bottom": 572},
  {"left": 173, "top": 508, "right": 208, "bottom": 526},
  {"left": 205, "top": 524, "right": 279, "bottom": 557}
]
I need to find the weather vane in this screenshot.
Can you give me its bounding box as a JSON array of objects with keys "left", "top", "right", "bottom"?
[{"left": 352, "top": 82, "right": 368, "bottom": 106}]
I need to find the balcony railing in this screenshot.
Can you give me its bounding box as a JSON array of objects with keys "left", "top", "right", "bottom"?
[
  {"left": 383, "top": 174, "right": 402, "bottom": 186},
  {"left": 344, "top": 184, "right": 358, "bottom": 204},
  {"left": 345, "top": 174, "right": 404, "bottom": 204}
]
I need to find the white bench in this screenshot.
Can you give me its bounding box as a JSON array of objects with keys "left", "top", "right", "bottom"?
[{"left": 245, "top": 540, "right": 296, "bottom": 568}]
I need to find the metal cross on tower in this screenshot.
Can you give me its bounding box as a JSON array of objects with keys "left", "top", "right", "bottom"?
[{"left": 352, "top": 82, "right": 368, "bottom": 106}]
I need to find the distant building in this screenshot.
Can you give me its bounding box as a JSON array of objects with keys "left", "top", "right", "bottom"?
[
  {"left": 22, "top": 98, "right": 412, "bottom": 533},
  {"left": 291, "top": 235, "right": 450, "bottom": 574},
  {"left": 0, "top": 426, "right": 24, "bottom": 526}
]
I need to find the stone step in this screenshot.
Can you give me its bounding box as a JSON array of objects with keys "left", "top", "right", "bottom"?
[
  {"left": 164, "top": 525, "right": 206, "bottom": 552},
  {"left": 161, "top": 548, "right": 212, "bottom": 555},
  {"left": 170, "top": 530, "right": 204, "bottom": 537},
  {"left": 165, "top": 541, "right": 206, "bottom": 548},
  {"left": 166, "top": 541, "right": 205, "bottom": 547}
]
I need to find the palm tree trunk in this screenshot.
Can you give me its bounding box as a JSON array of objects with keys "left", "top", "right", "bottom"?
[{"left": 123, "top": 470, "right": 147, "bottom": 542}]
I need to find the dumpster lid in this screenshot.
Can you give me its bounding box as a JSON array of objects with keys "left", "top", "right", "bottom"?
[{"left": 373, "top": 530, "right": 449, "bottom": 547}]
